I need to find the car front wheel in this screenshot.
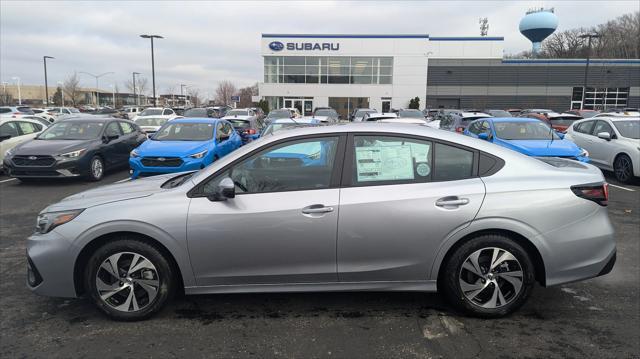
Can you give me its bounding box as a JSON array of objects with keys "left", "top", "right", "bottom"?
[
  {"left": 441, "top": 234, "right": 535, "bottom": 318},
  {"left": 86, "top": 155, "right": 104, "bottom": 181},
  {"left": 85, "top": 239, "right": 176, "bottom": 321},
  {"left": 614, "top": 154, "right": 634, "bottom": 184}
]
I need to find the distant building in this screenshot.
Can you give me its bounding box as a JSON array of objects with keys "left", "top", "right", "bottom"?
[{"left": 0, "top": 84, "right": 152, "bottom": 107}]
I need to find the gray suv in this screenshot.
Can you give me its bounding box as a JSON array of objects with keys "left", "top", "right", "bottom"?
[{"left": 27, "top": 123, "right": 615, "bottom": 320}]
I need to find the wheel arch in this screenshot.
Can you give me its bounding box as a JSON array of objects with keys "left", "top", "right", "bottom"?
[
  {"left": 434, "top": 228, "right": 547, "bottom": 287},
  {"left": 73, "top": 231, "right": 186, "bottom": 296}
]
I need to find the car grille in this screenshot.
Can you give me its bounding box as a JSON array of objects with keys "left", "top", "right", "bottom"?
[
  {"left": 11, "top": 155, "right": 56, "bottom": 167},
  {"left": 141, "top": 157, "right": 183, "bottom": 167},
  {"left": 11, "top": 170, "right": 60, "bottom": 177}
]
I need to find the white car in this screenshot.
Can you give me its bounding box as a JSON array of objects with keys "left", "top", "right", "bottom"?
[
  {"left": 221, "top": 108, "right": 259, "bottom": 123},
  {"left": 122, "top": 106, "right": 145, "bottom": 120},
  {"left": 282, "top": 107, "right": 302, "bottom": 118},
  {"left": 0, "top": 117, "right": 46, "bottom": 170},
  {"left": 362, "top": 112, "right": 398, "bottom": 122},
  {"left": 46, "top": 107, "right": 81, "bottom": 118},
  {"left": 134, "top": 116, "right": 181, "bottom": 136},
  {"left": 565, "top": 116, "right": 640, "bottom": 183},
  {"left": 378, "top": 117, "right": 427, "bottom": 124},
  {"left": 30, "top": 108, "right": 57, "bottom": 123},
  {"left": 594, "top": 109, "right": 640, "bottom": 118},
  {"left": 132, "top": 107, "right": 176, "bottom": 122},
  {"left": 352, "top": 108, "right": 377, "bottom": 122}
]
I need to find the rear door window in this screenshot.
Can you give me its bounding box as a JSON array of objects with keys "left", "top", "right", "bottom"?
[
  {"left": 119, "top": 121, "right": 135, "bottom": 134},
  {"left": 591, "top": 121, "right": 614, "bottom": 137},
  {"left": 433, "top": 143, "right": 475, "bottom": 181},
  {"left": 17, "top": 121, "right": 39, "bottom": 135}
]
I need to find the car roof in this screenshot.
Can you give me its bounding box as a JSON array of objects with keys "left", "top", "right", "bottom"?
[
  {"left": 169, "top": 117, "right": 220, "bottom": 124},
  {"left": 57, "top": 117, "right": 118, "bottom": 122},
  {"left": 488, "top": 117, "right": 540, "bottom": 123},
  {"left": 271, "top": 118, "right": 319, "bottom": 124}
]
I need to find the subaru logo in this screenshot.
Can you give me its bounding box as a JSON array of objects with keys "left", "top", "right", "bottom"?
[
  {"left": 157, "top": 157, "right": 166, "bottom": 162},
  {"left": 28, "top": 156, "right": 37, "bottom": 160},
  {"left": 269, "top": 41, "right": 284, "bottom": 51}
]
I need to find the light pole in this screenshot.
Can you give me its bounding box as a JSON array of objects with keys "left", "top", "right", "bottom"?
[
  {"left": 43, "top": 56, "right": 54, "bottom": 106},
  {"left": 140, "top": 34, "right": 163, "bottom": 106},
  {"left": 132, "top": 72, "right": 140, "bottom": 106},
  {"left": 110, "top": 84, "right": 115, "bottom": 107},
  {"left": 11, "top": 76, "right": 21, "bottom": 105},
  {"left": 180, "top": 84, "right": 187, "bottom": 107},
  {"left": 57, "top": 81, "right": 64, "bottom": 107},
  {"left": 79, "top": 71, "right": 114, "bottom": 107},
  {"left": 579, "top": 33, "right": 600, "bottom": 110}
]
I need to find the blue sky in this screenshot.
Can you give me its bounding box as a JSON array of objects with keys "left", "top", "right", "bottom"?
[{"left": 1, "top": 0, "right": 637, "bottom": 98}]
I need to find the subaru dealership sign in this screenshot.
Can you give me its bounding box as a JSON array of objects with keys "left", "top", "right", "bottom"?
[{"left": 269, "top": 41, "right": 339, "bottom": 51}]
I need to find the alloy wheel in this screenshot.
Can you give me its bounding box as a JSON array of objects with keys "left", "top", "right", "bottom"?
[
  {"left": 91, "top": 158, "right": 104, "bottom": 179},
  {"left": 458, "top": 247, "right": 524, "bottom": 309},
  {"left": 615, "top": 156, "right": 631, "bottom": 182},
  {"left": 95, "top": 252, "right": 160, "bottom": 312}
]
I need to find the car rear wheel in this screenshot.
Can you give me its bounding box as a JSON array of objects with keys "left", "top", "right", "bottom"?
[
  {"left": 441, "top": 234, "right": 535, "bottom": 318},
  {"left": 614, "top": 154, "right": 633, "bottom": 184},
  {"left": 84, "top": 239, "right": 176, "bottom": 321},
  {"left": 86, "top": 155, "right": 104, "bottom": 181}
]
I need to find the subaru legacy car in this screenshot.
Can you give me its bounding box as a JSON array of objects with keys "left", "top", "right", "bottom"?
[
  {"left": 465, "top": 118, "right": 589, "bottom": 162},
  {"left": 4, "top": 118, "right": 145, "bottom": 181},
  {"left": 129, "top": 118, "right": 241, "bottom": 179},
  {"left": 27, "top": 123, "right": 614, "bottom": 321}
]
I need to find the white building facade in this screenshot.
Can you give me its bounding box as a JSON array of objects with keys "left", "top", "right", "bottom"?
[{"left": 258, "top": 34, "right": 504, "bottom": 118}]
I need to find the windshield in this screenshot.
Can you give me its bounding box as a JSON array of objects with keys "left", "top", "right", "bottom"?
[
  {"left": 229, "top": 119, "right": 250, "bottom": 128},
  {"left": 140, "top": 109, "right": 163, "bottom": 116},
  {"left": 267, "top": 110, "right": 291, "bottom": 119},
  {"left": 494, "top": 121, "right": 560, "bottom": 140},
  {"left": 184, "top": 108, "right": 208, "bottom": 117},
  {"left": 38, "top": 121, "right": 104, "bottom": 140},
  {"left": 135, "top": 117, "right": 170, "bottom": 127},
  {"left": 227, "top": 110, "right": 249, "bottom": 116},
  {"left": 355, "top": 109, "right": 376, "bottom": 117},
  {"left": 613, "top": 120, "right": 640, "bottom": 139},
  {"left": 314, "top": 109, "right": 337, "bottom": 117},
  {"left": 398, "top": 110, "right": 424, "bottom": 118},
  {"left": 487, "top": 110, "right": 511, "bottom": 117},
  {"left": 152, "top": 122, "right": 214, "bottom": 141},
  {"left": 549, "top": 117, "right": 579, "bottom": 126}
]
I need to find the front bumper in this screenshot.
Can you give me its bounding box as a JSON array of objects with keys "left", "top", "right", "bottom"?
[
  {"left": 26, "top": 230, "right": 78, "bottom": 298},
  {"left": 129, "top": 156, "right": 209, "bottom": 179},
  {"left": 3, "top": 157, "right": 86, "bottom": 178}
]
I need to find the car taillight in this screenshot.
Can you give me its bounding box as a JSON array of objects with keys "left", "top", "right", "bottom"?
[
  {"left": 243, "top": 129, "right": 256, "bottom": 135},
  {"left": 456, "top": 127, "right": 464, "bottom": 133},
  {"left": 571, "top": 183, "right": 608, "bottom": 206}
]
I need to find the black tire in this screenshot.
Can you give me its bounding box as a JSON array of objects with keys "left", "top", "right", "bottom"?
[
  {"left": 440, "top": 234, "right": 535, "bottom": 318},
  {"left": 86, "top": 155, "right": 104, "bottom": 182},
  {"left": 613, "top": 154, "right": 634, "bottom": 184},
  {"left": 84, "top": 238, "right": 176, "bottom": 321}
]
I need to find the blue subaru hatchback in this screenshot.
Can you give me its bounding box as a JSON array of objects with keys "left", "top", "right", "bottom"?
[
  {"left": 129, "top": 118, "right": 242, "bottom": 179},
  {"left": 464, "top": 117, "right": 589, "bottom": 162}
]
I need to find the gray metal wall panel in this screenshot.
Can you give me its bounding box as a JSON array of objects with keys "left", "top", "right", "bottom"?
[{"left": 426, "top": 95, "right": 640, "bottom": 112}]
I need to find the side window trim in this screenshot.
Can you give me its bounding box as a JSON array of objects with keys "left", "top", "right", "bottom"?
[
  {"left": 341, "top": 132, "right": 479, "bottom": 188},
  {"left": 188, "top": 133, "right": 347, "bottom": 198}
]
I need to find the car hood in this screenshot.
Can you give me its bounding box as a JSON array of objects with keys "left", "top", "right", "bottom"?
[
  {"left": 13, "top": 139, "right": 96, "bottom": 156},
  {"left": 45, "top": 172, "right": 182, "bottom": 212},
  {"left": 136, "top": 139, "right": 210, "bottom": 157},
  {"left": 498, "top": 139, "right": 581, "bottom": 157},
  {"left": 312, "top": 116, "right": 332, "bottom": 122}
]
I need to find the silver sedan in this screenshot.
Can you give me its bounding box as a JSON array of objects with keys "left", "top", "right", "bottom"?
[{"left": 27, "top": 123, "right": 616, "bottom": 320}]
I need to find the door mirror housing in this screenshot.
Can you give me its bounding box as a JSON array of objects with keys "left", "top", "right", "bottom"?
[
  {"left": 597, "top": 132, "right": 611, "bottom": 141},
  {"left": 208, "top": 177, "right": 235, "bottom": 201}
]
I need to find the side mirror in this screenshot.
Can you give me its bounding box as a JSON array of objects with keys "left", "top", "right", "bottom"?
[
  {"left": 0, "top": 134, "right": 11, "bottom": 142},
  {"left": 478, "top": 132, "right": 491, "bottom": 141},
  {"left": 208, "top": 177, "right": 235, "bottom": 201},
  {"left": 597, "top": 132, "right": 611, "bottom": 141}
]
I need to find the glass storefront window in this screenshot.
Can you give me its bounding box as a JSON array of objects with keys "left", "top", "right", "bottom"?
[{"left": 264, "top": 56, "right": 393, "bottom": 84}]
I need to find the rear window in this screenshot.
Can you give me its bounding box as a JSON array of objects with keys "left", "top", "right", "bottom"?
[
  {"left": 229, "top": 119, "right": 250, "bottom": 128},
  {"left": 549, "top": 117, "right": 579, "bottom": 126},
  {"left": 17, "top": 107, "right": 33, "bottom": 114}
]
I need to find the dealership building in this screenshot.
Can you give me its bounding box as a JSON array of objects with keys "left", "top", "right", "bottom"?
[{"left": 258, "top": 34, "right": 640, "bottom": 118}]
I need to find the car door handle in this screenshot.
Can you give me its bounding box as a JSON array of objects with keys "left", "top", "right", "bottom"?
[
  {"left": 436, "top": 197, "right": 470, "bottom": 207},
  {"left": 301, "top": 205, "right": 334, "bottom": 214}
]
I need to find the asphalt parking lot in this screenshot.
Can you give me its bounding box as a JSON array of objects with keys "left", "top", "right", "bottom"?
[{"left": 0, "top": 169, "right": 638, "bottom": 359}]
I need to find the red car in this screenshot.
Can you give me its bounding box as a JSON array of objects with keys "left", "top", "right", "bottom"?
[{"left": 519, "top": 110, "right": 583, "bottom": 133}]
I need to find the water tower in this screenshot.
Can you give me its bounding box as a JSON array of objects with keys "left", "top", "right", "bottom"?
[{"left": 519, "top": 8, "right": 558, "bottom": 56}]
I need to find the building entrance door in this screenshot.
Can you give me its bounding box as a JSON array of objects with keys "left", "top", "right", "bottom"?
[{"left": 284, "top": 98, "right": 313, "bottom": 116}]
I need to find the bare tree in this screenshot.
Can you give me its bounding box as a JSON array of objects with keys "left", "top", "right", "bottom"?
[
  {"left": 214, "top": 80, "right": 237, "bottom": 105},
  {"left": 237, "top": 83, "right": 258, "bottom": 107},
  {"left": 63, "top": 72, "right": 83, "bottom": 106},
  {"left": 187, "top": 88, "right": 204, "bottom": 107}
]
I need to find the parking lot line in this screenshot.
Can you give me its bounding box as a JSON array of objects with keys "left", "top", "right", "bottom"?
[
  {"left": 0, "top": 178, "right": 16, "bottom": 184},
  {"left": 609, "top": 184, "right": 636, "bottom": 192}
]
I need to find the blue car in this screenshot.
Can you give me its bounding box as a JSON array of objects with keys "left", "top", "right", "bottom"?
[
  {"left": 464, "top": 117, "right": 589, "bottom": 162},
  {"left": 129, "top": 118, "right": 242, "bottom": 179}
]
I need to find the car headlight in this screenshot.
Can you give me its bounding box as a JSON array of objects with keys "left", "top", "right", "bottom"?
[
  {"left": 60, "top": 149, "right": 86, "bottom": 158},
  {"left": 4, "top": 148, "right": 15, "bottom": 158},
  {"left": 580, "top": 148, "right": 589, "bottom": 157},
  {"left": 130, "top": 149, "right": 140, "bottom": 158},
  {"left": 189, "top": 150, "right": 208, "bottom": 159},
  {"left": 35, "top": 209, "right": 84, "bottom": 234}
]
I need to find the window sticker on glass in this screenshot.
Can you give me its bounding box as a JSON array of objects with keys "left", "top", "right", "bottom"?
[{"left": 356, "top": 145, "right": 414, "bottom": 182}]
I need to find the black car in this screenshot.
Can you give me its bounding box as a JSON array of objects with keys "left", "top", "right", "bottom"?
[
  {"left": 3, "top": 118, "right": 146, "bottom": 182},
  {"left": 184, "top": 107, "right": 215, "bottom": 118},
  {"left": 226, "top": 117, "right": 264, "bottom": 144}
]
